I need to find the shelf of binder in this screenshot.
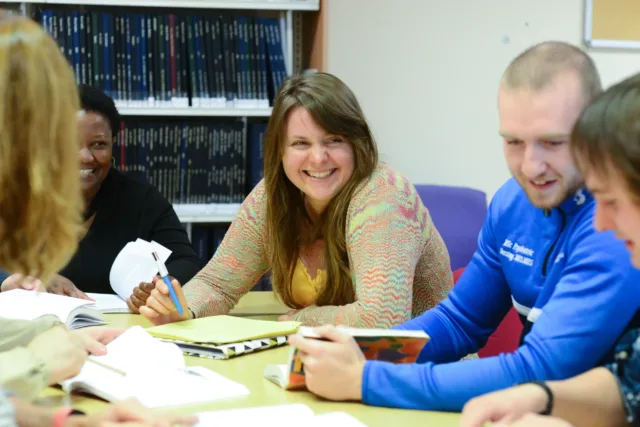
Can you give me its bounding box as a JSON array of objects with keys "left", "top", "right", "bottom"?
[
  {"left": 6, "top": 0, "right": 320, "bottom": 11},
  {"left": 173, "top": 203, "right": 242, "bottom": 223},
  {"left": 116, "top": 98, "right": 273, "bottom": 117}
]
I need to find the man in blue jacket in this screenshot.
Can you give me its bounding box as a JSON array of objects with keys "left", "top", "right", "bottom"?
[{"left": 289, "top": 41, "right": 640, "bottom": 411}]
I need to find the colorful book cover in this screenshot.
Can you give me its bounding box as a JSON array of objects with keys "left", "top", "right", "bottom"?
[{"left": 264, "top": 327, "right": 429, "bottom": 390}]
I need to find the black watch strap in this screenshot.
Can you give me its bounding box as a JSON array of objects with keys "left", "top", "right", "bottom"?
[{"left": 525, "top": 381, "right": 554, "bottom": 416}]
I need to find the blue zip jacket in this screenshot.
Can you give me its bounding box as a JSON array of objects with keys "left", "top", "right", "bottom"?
[{"left": 362, "top": 178, "right": 640, "bottom": 411}]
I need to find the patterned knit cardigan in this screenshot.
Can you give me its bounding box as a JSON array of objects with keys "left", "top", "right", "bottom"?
[{"left": 183, "top": 163, "right": 453, "bottom": 328}]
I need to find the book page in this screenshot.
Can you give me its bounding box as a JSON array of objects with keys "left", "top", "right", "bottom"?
[
  {"left": 62, "top": 327, "right": 250, "bottom": 408},
  {"left": 93, "top": 326, "right": 185, "bottom": 373},
  {"left": 0, "top": 289, "right": 94, "bottom": 324},
  {"left": 311, "top": 412, "right": 368, "bottom": 426},
  {"left": 86, "top": 293, "right": 132, "bottom": 313},
  {"left": 195, "top": 404, "right": 315, "bottom": 426},
  {"left": 147, "top": 315, "right": 300, "bottom": 344}
]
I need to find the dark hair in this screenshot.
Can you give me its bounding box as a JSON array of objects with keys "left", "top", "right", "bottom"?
[
  {"left": 570, "top": 72, "right": 640, "bottom": 200},
  {"left": 78, "top": 84, "right": 121, "bottom": 137}
]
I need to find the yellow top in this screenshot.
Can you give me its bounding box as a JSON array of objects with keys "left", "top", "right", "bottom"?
[{"left": 291, "top": 259, "right": 326, "bottom": 306}]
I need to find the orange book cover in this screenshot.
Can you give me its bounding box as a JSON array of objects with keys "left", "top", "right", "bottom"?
[{"left": 264, "top": 327, "right": 429, "bottom": 390}]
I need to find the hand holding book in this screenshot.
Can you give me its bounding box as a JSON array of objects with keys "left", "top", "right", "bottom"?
[{"left": 288, "top": 325, "right": 366, "bottom": 401}]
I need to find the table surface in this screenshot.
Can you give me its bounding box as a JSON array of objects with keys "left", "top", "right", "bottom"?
[{"left": 38, "top": 314, "right": 461, "bottom": 427}]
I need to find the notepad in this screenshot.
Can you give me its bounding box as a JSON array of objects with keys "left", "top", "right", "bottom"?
[
  {"left": 194, "top": 404, "right": 368, "bottom": 427},
  {"left": 264, "top": 326, "right": 429, "bottom": 390},
  {"left": 147, "top": 315, "right": 300, "bottom": 344},
  {"left": 147, "top": 315, "right": 300, "bottom": 359},
  {"left": 59, "top": 326, "right": 249, "bottom": 408},
  {"left": 85, "top": 293, "right": 132, "bottom": 314},
  {"left": 0, "top": 289, "right": 105, "bottom": 329}
]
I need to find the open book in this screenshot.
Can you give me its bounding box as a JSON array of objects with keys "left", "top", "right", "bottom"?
[
  {"left": 264, "top": 326, "right": 429, "bottom": 390},
  {"left": 59, "top": 326, "right": 249, "bottom": 407},
  {"left": 87, "top": 239, "right": 171, "bottom": 314},
  {"left": 147, "top": 315, "right": 300, "bottom": 359},
  {"left": 195, "top": 404, "right": 367, "bottom": 427},
  {"left": 0, "top": 289, "right": 105, "bottom": 329}
]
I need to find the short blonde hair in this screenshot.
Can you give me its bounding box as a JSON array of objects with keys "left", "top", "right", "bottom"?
[
  {"left": 0, "top": 16, "right": 82, "bottom": 282},
  {"left": 502, "top": 41, "right": 602, "bottom": 104}
]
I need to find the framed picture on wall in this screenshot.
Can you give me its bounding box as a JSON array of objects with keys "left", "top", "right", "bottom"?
[{"left": 585, "top": 0, "right": 640, "bottom": 49}]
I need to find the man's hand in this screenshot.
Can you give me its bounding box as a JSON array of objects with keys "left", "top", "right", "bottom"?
[
  {"left": 65, "top": 398, "right": 198, "bottom": 426},
  {"left": 126, "top": 280, "right": 157, "bottom": 314},
  {"left": 0, "top": 273, "right": 46, "bottom": 292},
  {"left": 46, "top": 274, "right": 92, "bottom": 300},
  {"left": 27, "top": 326, "right": 87, "bottom": 384},
  {"left": 71, "top": 327, "right": 125, "bottom": 356},
  {"left": 493, "top": 413, "right": 574, "bottom": 427},
  {"left": 460, "top": 384, "right": 549, "bottom": 427},
  {"left": 288, "top": 325, "right": 365, "bottom": 401}
]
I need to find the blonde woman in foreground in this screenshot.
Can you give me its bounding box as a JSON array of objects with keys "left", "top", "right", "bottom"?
[{"left": 0, "top": 16, "right": 195, "bottom": 427}]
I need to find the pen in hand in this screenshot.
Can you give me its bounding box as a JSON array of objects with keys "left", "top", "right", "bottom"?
[{"left": 151, "top": 251, "right": 184, "bottom": 316}]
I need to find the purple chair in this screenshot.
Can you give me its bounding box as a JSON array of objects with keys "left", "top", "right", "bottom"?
[{"left": 414, "top": 184, "right": 488, "bottom": 271}]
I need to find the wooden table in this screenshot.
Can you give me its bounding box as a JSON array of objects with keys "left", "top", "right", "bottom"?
[{"left": 38, "top": 314, "right": 461, "bottom": 426}]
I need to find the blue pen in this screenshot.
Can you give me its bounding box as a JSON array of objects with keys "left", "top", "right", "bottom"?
[{"left": 151, "top": 251, "right": 183, "bottom": 315}]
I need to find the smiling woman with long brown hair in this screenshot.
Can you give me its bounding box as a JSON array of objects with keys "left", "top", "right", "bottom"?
[{"left": 136, "top": 72, "right": 453, "bottom": 328}]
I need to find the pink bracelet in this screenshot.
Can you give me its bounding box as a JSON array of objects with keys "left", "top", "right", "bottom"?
[{"left": 52, "top": 407, "right": 73, "bottom": 427}]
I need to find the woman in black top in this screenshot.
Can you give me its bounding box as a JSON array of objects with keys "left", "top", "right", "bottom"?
[{"left": 1, "top": 85, "right": 202, "bottom": 297}]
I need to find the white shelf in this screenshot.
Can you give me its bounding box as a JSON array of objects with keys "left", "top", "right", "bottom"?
[
  {"left": 119, "top": 107, "right": 272, "bottom": 117},
  {"left": 11, "top": 0, "right": 320, "bottom": 10},
  {"left": 174, "top": 203, "right": 241, "bottom": 223}
]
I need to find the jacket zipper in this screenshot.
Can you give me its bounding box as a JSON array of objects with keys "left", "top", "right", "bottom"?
[{"left": 541, "top": 209, "right": 567, "bottom": 276}]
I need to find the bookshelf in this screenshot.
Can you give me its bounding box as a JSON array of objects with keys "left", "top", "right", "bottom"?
[
  {"left": 3, "top": 0, "right": 319, "bottom": 11},
  {"left": 117, "top": 106, "right": 273, "bottom": 117},
  {"left": 3, "top": 0, "right": 319, "bottom": 229}
]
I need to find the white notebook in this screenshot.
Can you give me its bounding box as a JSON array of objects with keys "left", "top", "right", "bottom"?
[
  {"left": 85, "top": 293, "right": 132, "bottom": 314},
  {"left": 0, "top": 289, "right": 105, "bottom": 329},
  {"left": 194, "top": 404, "right": 368, "bottom": 426},
  {"left": 87, "top": 239, "right": 171, "bottom": 314},
  {"left": 60, "top": 326, "right": 249, "bottom": 408}
]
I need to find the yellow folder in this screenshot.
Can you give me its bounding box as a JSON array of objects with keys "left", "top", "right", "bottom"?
[{"left": 147, "top": 315, "right": 301, "bottom": 344}]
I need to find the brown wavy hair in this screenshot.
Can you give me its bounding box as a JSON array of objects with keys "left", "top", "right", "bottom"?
[
  {"left": 571, "top": 72, "right": 640, "bottom": 200},
  {"left": 0, "top": 16, "right": 82, "bottom": 282},
  {"left": 264, "top": 72, "right": 378, "bottom": 308}
]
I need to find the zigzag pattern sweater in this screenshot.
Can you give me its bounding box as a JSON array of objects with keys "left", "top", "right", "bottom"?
[{"left": 183, "top": 163, "right": 453, "bottom": 327}]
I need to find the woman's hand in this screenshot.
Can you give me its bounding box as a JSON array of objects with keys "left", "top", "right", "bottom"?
[
  {"left": 46, "top": 274, "right": 92, "bottom": 300},
  {"left": 278, "top": 309, "right": 300, "bottom": 321},
  {"left": 126, "top": 278, "right": 158, "bottom": 314},
  {"left": 71, "top": 326, "right": 125, "bottom": 355},
  {"left": 139, "top": 276, "right": 193, "bottom": 325},
  {"left": 0, "top": 273, "right": 46, "bottom": 292}
]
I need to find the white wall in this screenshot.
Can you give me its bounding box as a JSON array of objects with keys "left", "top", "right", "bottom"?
[{"left": 324, "top": 0, "right": 640, "bottom": 199}]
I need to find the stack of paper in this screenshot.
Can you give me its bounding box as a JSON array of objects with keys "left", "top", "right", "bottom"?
[
  {"left": 0, "top": 289, "right": 105, "bottom": 329},
  {"left": 86, "top": 239, "right": 172, "bottom": 314},
  {"left": 147, "top": 315, "right": 300, "bottom": 359},
  {"left": 60, "top": 326, "right": 249, "bottom": 407},
  {"left": 194, "top": 404, "right": 368, "bottom": 426}
]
